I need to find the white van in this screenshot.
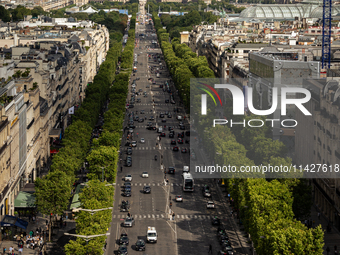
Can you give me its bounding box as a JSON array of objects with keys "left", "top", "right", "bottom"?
[
  {"left": 157, "top": 127, "right": 163, "bottom": 133},
  {"left": 183, "top": 166, "right": 189, "bottom": 173},
  {"left": 147, "top": 227, "right": 157, "bottom": 243}
]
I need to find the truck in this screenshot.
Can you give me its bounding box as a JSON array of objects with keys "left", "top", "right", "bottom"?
[{"left": 147, "top": 227, "right": 157, "bottom": 243}]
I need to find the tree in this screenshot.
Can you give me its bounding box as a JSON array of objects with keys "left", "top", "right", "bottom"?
[
  {"left": 0, "top": 6, "right": 11, "bottom": 22},
  {"left": 35, "top": 170, "right": 72, "bottom": 241}
]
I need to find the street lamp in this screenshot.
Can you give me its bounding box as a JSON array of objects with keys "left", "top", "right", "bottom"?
[{"left": 64, "top": 233, "right": 110, "bottom": 245}]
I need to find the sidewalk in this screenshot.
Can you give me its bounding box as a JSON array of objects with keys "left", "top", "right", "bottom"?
[{"left": 310, "top": 204, "right": 340, "bottom": 255}]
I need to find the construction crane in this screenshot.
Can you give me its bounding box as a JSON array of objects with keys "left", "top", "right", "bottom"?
[{"left": 322, "top": 0, "right": 332, "bottom": 69}]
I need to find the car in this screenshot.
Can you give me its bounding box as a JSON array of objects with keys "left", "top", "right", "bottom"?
[
  {"left": 140, "top": 110, "right": 145, "bottom": 114},
  {"left": 178, "top": 132, "right": 184, "bottom": 138},
  {"left": 119, "top": 233, "right": 129, "bottom": 245},
  {"left": 180, "top": 124, "right": 185, "bottom": 130},
  {"left": 140, "top": 138, "right": 145, "bottom": 143},
  {"left": 212, "top": 217, "right": 221, "bottom": 226},
  {"left": 126, "top": 156, "right": 132, "bottom": 167},
  {"left": 175, "top": 195, "right": 183, "bottom": 202},
  {"left": 143, "top": 185, "right": 151, "bottom": 193},
  {"left": 168, "top": 126, "right": 174, "bottom": 131},
  {"left": 171, "top": 140, "right": 176, "bottom": 145},
  {"left": 168, "top": 113, "right": 172, "bottom": 118},
  {"left": 178, "top": 138, "right": 183, "bottom": 144},
  {"left": 168, "top": 167, "right": 175, "bottom": 174},
  {"left": 160, "top": 132, "right": 166, "bottom": 137},
  {"left": 159, "top": 114, "right": 164, "bottom": 118},
  {"left": 118, "top": 244, "right": 128, "bottom": 255},
  {"left": 165, "top": 99, "right": 169, "bottom": 103},
  {"left": 138, "top": 118, "right": 144, "bottom": 123},
  {"left": 125, "top": 174, "right": 132, "bottom": 181},
  {"left": 129, "top": 128, "right": 134, "bottom": 133},
  {"left": 146, "top": 84, "right": 150, "bottom": 88},
  {"left": 129, "top": 104, "right": 134, "bottom": 108},
  {"left": 126, "top": 147, "right": 132, "bottom": 155},
  {"left": 139, "top": 88, "right": 143, "bottom": 92},
  {"left": 131, "top": 141, "right": 137, "bottom": 147},
  {"left": 169, "top": 132, "right": 174, "bottom": 138},
  {"left": 124, "top": 186, "right": 131, "bottom": 192},
  {"left": 181, "top": 148, "right": 188, "bottom": 153},
  {"left": 134, "top": 116, "right": 139, "bottom": 121},
  {"left": 120, "top": 201, "right": 130, "bottom": 212},
  {"left": 191, "top": 151, "right": 196, "bottom": 160},
  {"left": 185, "top": 131, "right": 190, "bottom": 136},
  {"left": 123, "top": 190, "right": 131, "bottom": 197},
  {"left": 149, "top": 116, "right": 155, "bottom": 120},
  {"left": 206, "top": 201, "right": 215, "bottom": 209},
  {"left": 142, "top": 171, "right": 149, "bottom": 178},
  {"left": 123, "top": 182, "right": 131, "bottom": 187},
  {"left": 202, "top": 185, "right": 211, "bottom": 197},
  {"left": 161, "top": 119, "right": 166, "bottom": 123},
  {"left": 123, "top": 217, "right": 135, "bottom": 227},
  {"left": 173, "top": 146, "right": 179, "bottom": 151},
  {"left": 185, "top": 139, "right": 190, "bottom": 144},
  {"left": 135, "top": 239, "right": 146, "bottom": 251}
]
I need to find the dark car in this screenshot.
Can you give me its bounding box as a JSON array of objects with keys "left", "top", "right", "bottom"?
[
  {"left": 160, "top": 113, "right": 164, "bottom": 118},
  {"left": 202, "top": 185, "right": 211, "bottom": 197},
  {"left": 168, "top": 113, "right": 172, "bottom": 118},
  {"left": 120, "top": 201, "right": 130, "bottom": 212},
  {"left": 162, "top": 119, "right": 166, "bottom": 123},
  {"left": 173, "top": 146, "right": 179, "bottom": 151},
  {"left": 178, "top": 132, "right": 184, "bottom": 138},
  {"left": 169, "top": 133, "right": 174, "bottom": 138},
  {"left": 138, "top": 118, "right": 144, "bottom": 123},
  {"left": 135, "top": 239, "right": 146, "bottom": 251},
  {"left": 123, "top": 190, "right": 131, "bottom": 197},
  {"left": 168, "top": 167, "right": 175, "bottom": 174},
  {"left": 126, "top": 156, "right": 132, "bottom": 167},
  {"left": 178, "top": 139, "right": 183, "bottom": 144},
  {"left": 126, "top": 147, "right": 132, "bottom": 155},
  {"left": 185, "top": 139, "right": 190, "bottom": 144},
  {"left": 181, "top": 148, "right": 188, "bottom": 153},
  {"left": 129, "top": 104, "right": 134, "bottom": 108},
  {"left": 149, "top": 116, "right": 155, "bottom": 120},
  {"left": 171, "top": 140, "right": 176, "bottom": 145},
  {"left": 119, "top": 234, "right": 129, "bottom": 245},
  {"left": 143, "top": 185, "right": 151, "bottom": 193},
  {"left": 180, "top": 124, "right": 185, "bottom": 130},
  {"left": 118, "top": 244, "right": 128, "bottom": 255},
  {"left": 160, "top": 132, "right": 166, "bottom": 137},
  {"left": 165, "top": 99, "right": 169, "bottom": 103},
  {"left": 212, "top": 217, "right": 221, "bottom": 226},
  {"left": 168, "top": 126, "right": 174, "bottom": 131},
  {"left": 185, "top": 131, "right": 190, "bottom": 136}
]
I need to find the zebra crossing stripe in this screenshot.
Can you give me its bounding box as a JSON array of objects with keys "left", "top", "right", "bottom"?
[
  {"left": 152, "top": 215, "right": 155, "bottom": 218},
  {"left": 181, "top": 215, "right": 184, "bottom": 219},
  {"left": 140, "top": 183, "right": 142, "bottom": 186},
  {"left": 113, "top": 215, "right": 116, "bottom": 218},
  {"left": 202, "top": 215, "right": 206, "bottom": 219},
  {"left": 148, "top": 214, "right": 151, "bottom": 218},
  {"left": 186, "top": 215, "right": 189, "bottom": 219},
  {"left": 156, "top": 215, "right": 159, "bottom": 218},
  {"left": 194, "top": 215, "right": 198, "bottom": 219},
  {"left": 139, "top": 215, "right": 142, "bottom": 219},
  {"left": 144, "top": 215, "right": 146, "bottom": 218},
  {"left": 171, "top": 183, "right": 173, "bottom": 186},
  {"left": 161, "top": 214, "right": 164, "bottom": 218},
  {"left": 152, "top": 183, "right": 155, "bottom": 186}
]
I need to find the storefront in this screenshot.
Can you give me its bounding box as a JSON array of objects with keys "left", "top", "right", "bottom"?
[{"left": 0, "top": 215, "right": 28, "bottom": 241}]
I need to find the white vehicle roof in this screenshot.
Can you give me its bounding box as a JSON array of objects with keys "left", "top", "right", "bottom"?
[{"left": 183, "top": 173, "right": 193, "bottom": 180}]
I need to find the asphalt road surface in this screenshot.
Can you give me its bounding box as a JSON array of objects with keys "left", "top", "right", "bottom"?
[{"left": 105, "top": 16, "right": 248, "bottom": 255}]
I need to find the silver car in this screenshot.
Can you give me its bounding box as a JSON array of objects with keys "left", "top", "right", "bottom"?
[{"left": 123, "top": 217, "right": 135, "bottom": 227}]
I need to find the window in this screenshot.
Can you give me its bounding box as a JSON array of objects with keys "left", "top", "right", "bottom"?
[{"left": 24, "top": 85, "right": 27, "bottom": 91}]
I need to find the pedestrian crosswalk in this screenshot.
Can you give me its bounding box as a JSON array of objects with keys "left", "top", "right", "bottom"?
[
  {"left": 113, "top": 214, "right": 218, "bottom": 220},
  {"left": 128, "top": 146, "right": 188, "bottom": 151},
  {"left": 117, "top": 183, "right": 206, "bottom": 187}
]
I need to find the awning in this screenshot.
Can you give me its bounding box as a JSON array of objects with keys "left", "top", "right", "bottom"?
[
  {"left": 14, "top": 191, "right": 36, "bottom": 208},
  {"left": 49, "top": 128, "right": 62, "bottom": 138},
  {"left": 70, "top": 184, "right": 85, "bottom": 212},
  {"left": 1, "top": 215, "right": 28, "bottom": 230}
]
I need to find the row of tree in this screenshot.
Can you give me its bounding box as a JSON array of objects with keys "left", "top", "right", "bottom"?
[
  {"left": 202, "top": 124, "right": 324, "bottom": 254},
  {"left": 64, "top": 15, "right": 136, "bottom": 255},
  {"left": 35, "top": 14, "right": 134, "bottom": 254},
  {"left": 153, "top": 13, "right": 214, "bottom": 111}
]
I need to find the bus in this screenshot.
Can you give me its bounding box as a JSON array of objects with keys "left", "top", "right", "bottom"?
[{"left": 183, "top": 173, "right": 194, "bottom": 192}]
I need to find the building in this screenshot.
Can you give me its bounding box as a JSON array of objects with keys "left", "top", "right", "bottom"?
[
  {"left": 295, "top": 74, "right": 340, "bottom": 231},
  {"left": 248, "top": 49, "right": 320, "bottom": 142},
  {"left": 0, "top": 20, "right": 111, "bottom": 220}
]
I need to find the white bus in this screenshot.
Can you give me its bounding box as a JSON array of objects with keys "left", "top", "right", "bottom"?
[{"left": 183, "top": 173, "right": 194, "bottom": 192}]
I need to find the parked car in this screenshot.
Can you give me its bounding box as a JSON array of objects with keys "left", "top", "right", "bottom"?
[
  {"left": 135, "top": 239, "right": 146, "bottom": 251},
  {"left": 175, "top": 195, "right": 183, "bottom": 202},
  {"left": 125, "top": 174, "right": 132, "bottom": 181},
  {"left": 206, "top": 201, "right": 215, "bottom": 209},
  {"left": 142, "top": 171, "right": 149, "bottom": 178}
]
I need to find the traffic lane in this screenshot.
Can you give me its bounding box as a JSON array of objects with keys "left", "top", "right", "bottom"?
[
  {"left": 114, "top": 218, "right": 177, "bottom": 255},
  {"left": 176, "top": 217, "right": 221, "bottom": 255}
]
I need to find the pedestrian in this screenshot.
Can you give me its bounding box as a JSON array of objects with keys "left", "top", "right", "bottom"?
[
  {"left": 18, "top": 247, "right": 23, "bottom": 254},
  {"left": 46, "top": 220, "right": 48, "bottom": 226},
  {"left": 128, "top": 212, "right": 131, "bottom": 217},
  {"left": 208, "top": 244, "right": 212, "bottom": 254},
  {"left": 172, "top": 212, "right": 175, "bottom": 220},
  {"left": 26, "top": 240, "right": 30, "bottom": 249},
  {"left": 32, "top": 215, "right": 35, "bottom": 223},
  {"left": 121, "top": 166, "right": 123, "bottom": 172},
  {"left": 318, "top": 212, "right": 321, "bottom": 219},
  {"left": 9, "top": 246, "right": 13, "bottom": 254}
]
